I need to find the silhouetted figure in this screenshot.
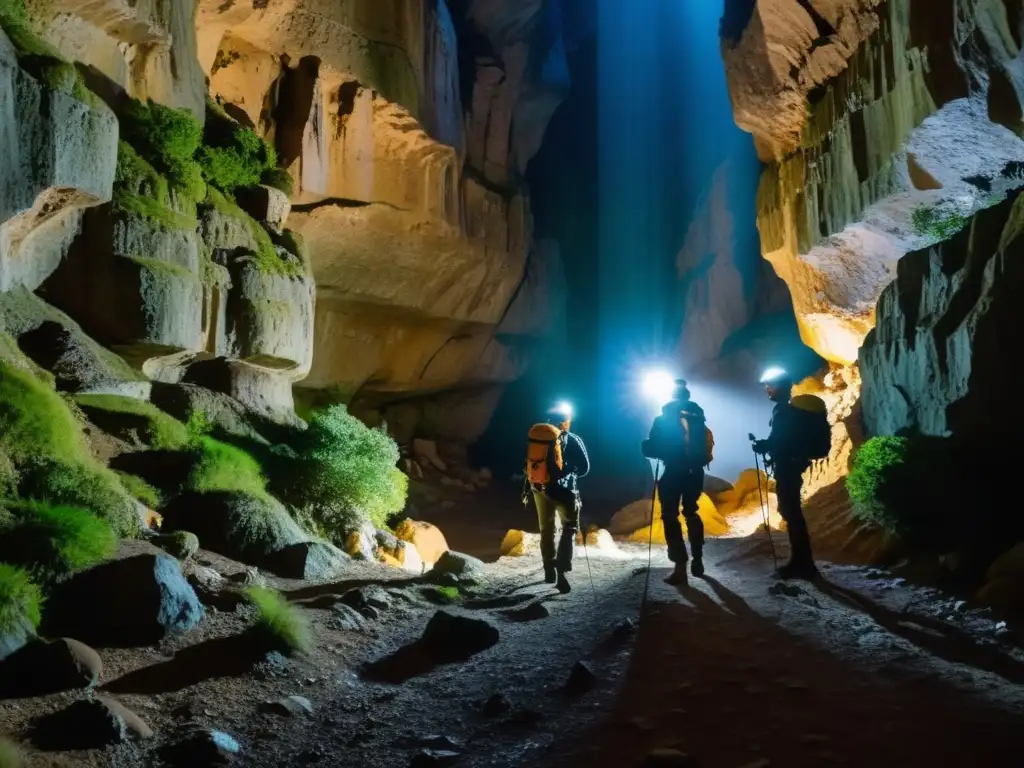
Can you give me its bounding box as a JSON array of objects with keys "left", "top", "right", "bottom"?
[
  {"left": 752, "top": 369, "right": 830, "bottom": 580},
  {"left": 525, "top": 404, "right": 590, "bottom": 594},
  {"left": 642, "top": 379, "right": 714, "bottom": 585}
]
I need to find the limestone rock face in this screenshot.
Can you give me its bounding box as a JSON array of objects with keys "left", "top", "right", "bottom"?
[
  {"left": 43, "top": 0, "right": 207, "bottom": 116},
  {"left": 860, "top": 191, "right": 1024, "bottom": 439},
  {"left": 0, "top": 28, "right": 118, "bottom": 293},
  {"left": 201, "top": 0, "right": 569, "bottom": 435},
  {"left": 723, "top": 0, "right": 1024, "bottom": 364}
]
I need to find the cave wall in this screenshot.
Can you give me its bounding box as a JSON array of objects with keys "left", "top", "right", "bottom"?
[
  {"left": 0, "top": 0, "right": 568, "bottom": 441},
  {"left": 200, "top": 0, "right": 569, "bottom": 435},
  {"left": 860, "top": 189, "right": 1024, "bottom": 439},
  {"left": 723, "top": 0, "right": 1024, "bottom": 366}
]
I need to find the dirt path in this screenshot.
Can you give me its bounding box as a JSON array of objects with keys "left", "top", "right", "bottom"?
[{"left": 5, "top": 506, "right": 1023, "bottom": 767}]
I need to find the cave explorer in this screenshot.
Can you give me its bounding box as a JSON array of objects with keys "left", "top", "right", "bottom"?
[
  {"left": 750, "top": 368, "right": 831, "bottom": 580},
  {"left": 523, "top": 402, "right": 591, "bottom": 594},
  {"left": 641, "top": 379, "right": 714, "bottom": 585}
]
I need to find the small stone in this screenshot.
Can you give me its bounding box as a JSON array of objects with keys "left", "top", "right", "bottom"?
[
  {"left": 435, "top": 572, "right": 460, "bottom": 587},
  {"left": 953, "top": 600, "right": 967, "bottom": 612},
  {"left": 230, "top": 566, "right": 266, "bottom": 587},
  {"left": 420, "top": 611, "right": 499, "bottom": 661},
  {"left": 739, "top": 761, "right": 771, "bottom": 768},
  {"left": 261, "top": 695, "right": 313, "bottom": 717},
  {"left": 31, "top": 696, "right": 151, "bottom": 750},
  {"left": 565, "top": 661, "right": 597, "bottom": 695},
  {"left": 160, "top": 727, "right": 241, "bottom": 766},
  {"left": 423, "top": 735, "right": 462, "bottom": 751}
]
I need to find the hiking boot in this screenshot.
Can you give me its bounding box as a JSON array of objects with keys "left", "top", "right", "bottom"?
[
  {"left": 556, "top": 570, "right": 571, "bottom": 594},
  {"left": 690, "top": 558, "right": 705, "bottom": 578},
  {"left": 777, "top": 561, "right": 819, "bottom": 581},
  {"left": 664, "top": 564, "right": 688, "bottom": 585},
  {"left": 543, "top": 563, "right": 557, "bottom": 584}
]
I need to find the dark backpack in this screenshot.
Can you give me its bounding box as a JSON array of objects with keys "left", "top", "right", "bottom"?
[{"left": 790, "top": 395, "right": 831, "bottom": 460}]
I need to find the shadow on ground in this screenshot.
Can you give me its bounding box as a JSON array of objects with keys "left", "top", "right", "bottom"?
[{"left": 543, "top": 574, "right": 1024, "bottom": 768}]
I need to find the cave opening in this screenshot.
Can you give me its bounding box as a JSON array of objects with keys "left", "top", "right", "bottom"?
[{"left": 474, "top": 0, "right": 820, "bottom": 496}]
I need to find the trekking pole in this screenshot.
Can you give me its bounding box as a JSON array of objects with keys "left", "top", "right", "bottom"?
[
  {"left": 579, "top": 512, "right": 597, "bottom": 598},
  {"left": 641, "top": 460, "right": 662, "bottom": 613},
  {"left": 750, "top": 439, "right": 778, "bottom": 570}
]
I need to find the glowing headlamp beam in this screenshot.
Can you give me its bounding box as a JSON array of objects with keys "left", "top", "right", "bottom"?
[
  {"left": 759, "top": 366, "right": 787, "bottom": 384},
  {"left": 551, "top": 401, "right": 574, "bottom": 419},
  {"left": 641, "top": 370, "right": 676, "bottom": 404}
]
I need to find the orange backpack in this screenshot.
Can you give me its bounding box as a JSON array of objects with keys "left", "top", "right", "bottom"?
[{"left": 526, "top": 423, "right": 563, "bottom": 485}]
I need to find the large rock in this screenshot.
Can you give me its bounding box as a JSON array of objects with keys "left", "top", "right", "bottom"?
[
  {"left": 268, "top": 541, "right": 350, "bottom": 581},
  {"left": 43, "top": 553, "right": 204, "bottom": 646},
  {"left": 420, "top": 610, "right": 499, "bottom": 661},
  {"left": 395, "top": 519, "right": 449, "bottom": 566},
  {"left": 161, "top": 492, "right": 313, "bottom": 575},
  {"left": 609, "top": 492, "right": 729, "bottom": 543},
  {"left": 861, "top": 192, "right": 1024, "bottom": 439},
  {"left": 0, "top": 27, "right": 118, "bottom": 293},
  {"left": 723, "top": 0, "right": 1024, "bottom": 364}
]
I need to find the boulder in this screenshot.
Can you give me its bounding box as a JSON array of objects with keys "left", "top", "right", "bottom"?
[
  {"left": 268, "top": 541, "right": 350, "bottom": 581},
  {"left": 432, "top": 551, "right": 485, "bottom": 579},
  {"left": 0, "top": 637, "right": 102, "bottom": 697},
  {"left": 609, "top": 493, "right": 729, "bottom": 543},
  {"left": 394, "top": 520, "right": 449, "bottom": 566},
  {"left": 234, "top": 186, "right": 291, "bottom": 232},
  {"left": 260, "top": 695, "right": 313, "bottom": 718},
  {"left": 420, "top": 611, "right": 499, "bottom": 661},
  {"left": 499, "top": 529, "right": 540, "bottom": 558},
  {"left": 161, "top": 492, "right": 312, "bottom": 574},
  {"left": 43, "top": 553, "right": 204, "bottom": 646},
  {"left": 31, "top": 696, "right": 151, "bottom": 750},
  {"left": 345, "top": 521, "right": 378, "bottom": 561},
  {"left": 153, "top": 531, "right": 200, "bottom": 560}
]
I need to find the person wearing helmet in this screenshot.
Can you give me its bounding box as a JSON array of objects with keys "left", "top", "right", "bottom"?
[
  {"left": 525, "top": 402, "right": 590, "bottom": 594},
  {"left": 752, "top": 368, "right": 819, "bottom": 580},
  {"left": 641, "top": 379, "right": 713, "bottom": 585}
]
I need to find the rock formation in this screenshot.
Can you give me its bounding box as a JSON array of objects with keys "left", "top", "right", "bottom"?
[
  {"left": 197, "top": 0, "right": 569, "bottom": 436},
  {"left": 860, "top": 190, "right": 1024, "bottom": 439},
  {"left": 723, "top": 0, "right": 1024, "bottom": 366}
]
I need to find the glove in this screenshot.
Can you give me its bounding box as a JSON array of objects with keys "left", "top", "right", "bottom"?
[{"left": 752, "top": 439, "right": 769, "bottom": 455}]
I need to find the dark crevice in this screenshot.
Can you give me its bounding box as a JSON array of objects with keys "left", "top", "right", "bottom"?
[
  {"left": 273, "top": 56, "right": 321, "bottom": 170},
  {"left": 289, "top": 197, "right": 403, "bottom": 213},
  {"left": 720, "top": 0, "right": 757, "bottom": 45}
]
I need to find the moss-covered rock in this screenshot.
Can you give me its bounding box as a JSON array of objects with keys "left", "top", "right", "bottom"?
[
  {"left": 74, "top": 393, "right": 189, "bottom": 450},
  {"left": 0, "top": 562, "right": 42, "bottom": 661},
  {"left": 153, "top": 530, "right": 199, "bottom": 560},
  {"left": 0, "top": 360, "right": 140, "bottom": 537},
  {"left": 160, "top": 491, "right": 310, "bottom": 571}
]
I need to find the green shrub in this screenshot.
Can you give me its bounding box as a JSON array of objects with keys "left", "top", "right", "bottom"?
[
  {"left": 276, "top": 405, "right": 407, "bottom": 543},
  {"left": 0, "top": 361, "right": 86, "bottom": 466},
  {"left": 120, "top": 98, "right": 204, "bottom": 198},
  {"left": 186, "top": 436, "right": 266, "bottom": 495},
  {"left": 0, "top": 501, "right": 115, "bottom": 584},
  {"left": 244, "top": 586, "right": 309, "bottom": 654},
  {"left": 261, "top": 167, "right": 294, "bottom": 196},
  {"left": 0, "top": 737, "right": 22, "bottom": 768},
  {"left": 0, "top": 562, "right": 43, "bottom": 634},
  {"left": 74, "top": 394, "right": 189, "bottom": 450},
  {"left": 0, "top": 0, "right": 59, "bottom": 58},
  {"left": 198, "top": 99, "right": 278, "bottom": 193},
  {"left": 115, "top": 471, "right": 162, "bottom": 509},
  {"left": 911, "top": 205, "right": 967, "bottom": 241}
]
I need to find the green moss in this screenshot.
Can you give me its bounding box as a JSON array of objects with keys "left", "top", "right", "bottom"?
[
  {"left": 911, "top": 205, "right": 968, "bottom": 241},
  {"left": 0, "top": 562, "right": 42, "bottom": 634},
  {"left": 115, "top": 471, "right": 162, "bottom": 509},
  {"left": 74, "top": 393, "right": 190, "bottom": 450},
  {"left": 0, "top": 737, "right": 22, "bottom": 768},
  {"left": 0, "top": 360, "right": 88, "bottom": 466},
  {"left": 120, "top": 98, "right": 204, "bottom": 198},
  {"left": 261, "top": 167, "right": 294, "bottom": 196},
  {"left": 198, "top": 98, "right": 279, "bottom": 193},
  {"left": 244, "top": 586, "right": 310, "bottom": 654},
  {"left": 0, "top": 0, "right": 58, "bottom": 57},
  {"left": 205, "top": 188, "right": 303, "bottom": 277},
  {"left": 0, "top": 501, "right": 116, "bottom": 585},
  {"left": 18, "top": 459, "right": 139, "bottom": 538},
  {"left": 185, "top": 409, "right": 213, "bottom": 440},
  {"left": 158, "top": 530, "right": 198, "bottom": 560},
  {"left": 113, "top": 142, "right": 199, "bottom": 230},
  {"left": 186, "top": 436, "right": 266, "bottom": 496}
]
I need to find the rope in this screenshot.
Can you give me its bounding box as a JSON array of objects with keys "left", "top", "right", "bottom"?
[
  {"left": 752, "top": 448, "right": 779, "bottom": 570},
  {"left": 640, "top": 460, "right": 662, "bottom": 614}
]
